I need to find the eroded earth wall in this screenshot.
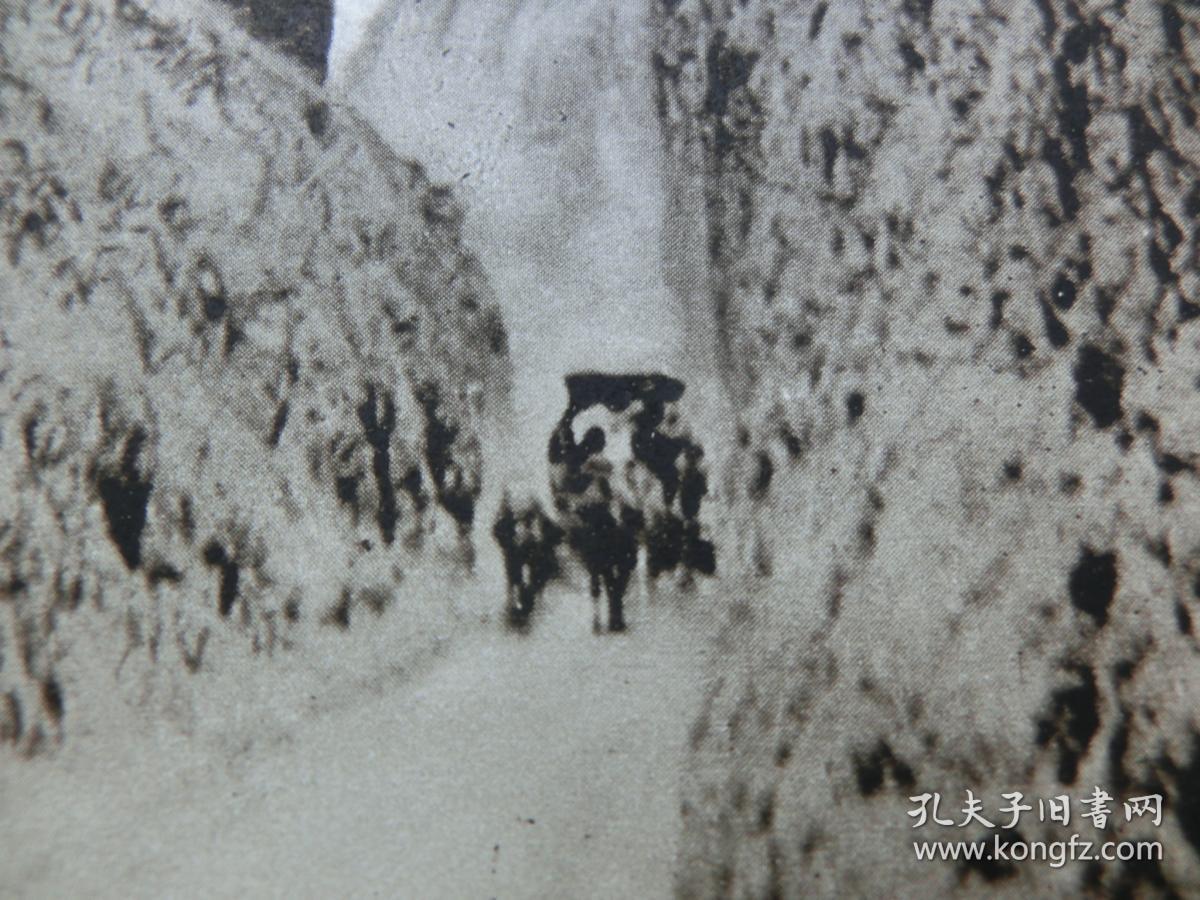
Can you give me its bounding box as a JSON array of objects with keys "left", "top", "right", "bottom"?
[
  {"left": 0, "top": 0, "right": 510, "bottom": 755},
  {"left": 653, "top": 1, "right": 1200, "bottom": 895}
]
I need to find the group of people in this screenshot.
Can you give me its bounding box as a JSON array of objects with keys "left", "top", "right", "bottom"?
[{"left": 491, "top": 374, "right": 716, "bottom": 632}]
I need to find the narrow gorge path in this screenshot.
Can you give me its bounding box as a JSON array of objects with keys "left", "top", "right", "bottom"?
[
  {"left": 2, "top": 589, "right": 715, "bottom": 898},
  {"left": 324, "top": 8, "right": 729, "bottom": 893}
]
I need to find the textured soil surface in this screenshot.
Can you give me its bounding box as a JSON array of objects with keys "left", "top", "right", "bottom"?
[
  {"left": 651, "top": 1, "right": 1200, "bottom": 895},
  {"left": 1, "top": 585, "right": 715, "bottom": 897},
  {"left": 2, "top": 0, "right": 1200, "bottom": 897},
  {"left": 0, "top": 0, "right": 510, "bottom": 756}
]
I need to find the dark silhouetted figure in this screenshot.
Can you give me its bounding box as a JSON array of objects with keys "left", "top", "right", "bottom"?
[
  {"left": 643, "top": 437, "right": 714, "bottom": 586},
  {"left": 548, "top": 413, "right": 607, "bottom": 510},
  {"left": 678, "top": 444, "right": 716, "bottom": 579},
  {"left": 567, "top": 481, "right": 642, "bottom": 633},
  {"left": 492, "top": 494, "right": 563, "bottom": 628}
]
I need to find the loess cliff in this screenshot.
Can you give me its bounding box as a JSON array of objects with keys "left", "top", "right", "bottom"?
[
  {"left": 653, "top": 0, "right": 1200, "bottom": 895},
  {"left": 0, "top": 0, "right": 511, "bottom": 755}
]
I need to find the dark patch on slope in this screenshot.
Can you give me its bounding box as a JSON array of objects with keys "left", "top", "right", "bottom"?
[
  {"left": 41, "top": 678, "right": 64, "bottom": 723},
  {"left": 268, "top": 400, "right": 289, "bottom": 448},
  {"left": 1036, "top": 664, "right": 1100, "bottom": 784},
  {"left": 217, "top": 0, "right": 333, "bottom": 79},
  {"left": 1074, "top": 344, "right": 1124, "bottom": 428},
  {"left": 704, "top": 31, "right": 758, "bottom": 120},
  {"left": 1176, "top": 601, "right": 1193, "bottom": 636},
  {"left": 703, "top": 30, "right": 761, "bottom": 168},
  {"left": 1173, "top": 733, "right": 1200, "bottom": 857},
  {"left": 414, "top": 383, "right": 476, "bottom": 534},
  {"left": 203, "top": 541, "right": 240, "bottom": 618},
  {"left": 808, "top": 3, "right": 828, "bottom": 40},
  {"left": 1162, "top": 3, "right": 1185, "bottom": 55},
  {"left": 1039, "top": 294, "right": 1071, "bottom": 347},
  {"left": 852, "top": 739, "right": 916, "bottom": 796},
  {"left": 846, "top": 391, "right": 865, "bottom": 423},
  {"left": 96, "top": 427, "right": 153, "bottom": 570},
  {"left": 1069, "top": 546, "right": 1118, "bottom": 626},
  {"left": 357, "top": 386, "right": 399, "bottom": 545}
]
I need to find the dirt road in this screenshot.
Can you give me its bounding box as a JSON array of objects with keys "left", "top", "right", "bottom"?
[{"left": 1, "top": 583, "right": 715, "bottom": 898}]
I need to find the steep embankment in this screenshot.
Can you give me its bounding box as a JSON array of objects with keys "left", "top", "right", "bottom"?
[
  {"left": 0, "top": 0, "right": 511, "bottom": 755},
  {"left": 653, "top": 1, "right": 1200, "bottom": 895}
]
